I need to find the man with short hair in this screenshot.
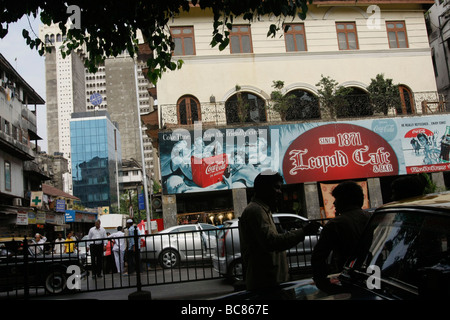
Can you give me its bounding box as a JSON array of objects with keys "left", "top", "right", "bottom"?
[
  {"left": 311, "top": 181, "right": 371, "bottom": 294},
  {"left": 125, "top": 219, "right": 141, "bottom": 274},
  {"left": 239, "top": 170, "right": 320, "bottom": 298},
  {"left": 88, "top": 219, "right": 107, "bottom": 278},
  {"left": 112, "top": 226, "right": 126, "bottom": 273}
]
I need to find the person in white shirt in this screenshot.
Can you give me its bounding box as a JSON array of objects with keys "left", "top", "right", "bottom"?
[
  {"left": 112, "top": 226, "right": 126, "bottom": 273},
  {"left": 53, "top": 233, "right": 65, "bottom": 255},
  {"left": 31, "top": 233, "right": 47, "bottom": 255},
  {"left": 88, "top": 219, "right": 107, "bottom": 278}
]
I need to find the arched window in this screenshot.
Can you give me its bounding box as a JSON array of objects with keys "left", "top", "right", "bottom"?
[
  {"left": 225, "top": 92, "right": 266, "bottom": 124},
  {"left": 338, "top": 87, "right": 372, "bottom": 118},
  {"left": 286, "top": 90, "right": 320, "bottom": 121},
  {"left": 397, "top": 85, "right": 415, "bottom": 115},
  {"left": 177, "top": 95, "right": 201, "bottom": 125}
]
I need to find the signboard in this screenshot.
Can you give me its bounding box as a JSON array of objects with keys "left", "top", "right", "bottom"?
[
  {"left": 65, "top": 210, "right": 76, "bottom": 223},
  {"left": 138, "top": 186, "right": 145, "bottom": 210},
  {"left": 28, "top": 211, "right": 36, "bottom": 224},
  {"left": 55, "top": 199, "right": 66, "bottom": 212},
  {"left": 16, "top": 211, "right": 28, "bottom": 225},
  {"left": 30, "top": 191, "right": 43, "bottom": 208},
  {"left": 159, "top": 115, "right": 450, "bottom": 194},
  {"left": 36, "top": 211, "right": 46, "bottom": 224}
]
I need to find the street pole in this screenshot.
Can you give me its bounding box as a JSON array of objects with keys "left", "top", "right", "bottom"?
[{"left": 133, "top": 57, "right": 152, "bottom": 231}]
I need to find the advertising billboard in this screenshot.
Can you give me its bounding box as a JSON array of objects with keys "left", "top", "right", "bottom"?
[{"left": 159, "top": 115, "right": 450, "bottom": 195}]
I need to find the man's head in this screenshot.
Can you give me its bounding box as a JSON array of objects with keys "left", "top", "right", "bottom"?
[
  {"left": 253, "top": 170, "right": 283, "bottom": 211},
  {"left": 95, "top": 219, "right": 101, "bottom": 229},
  {"left": 126, "top": 219, "right": 133, "bottom": 226},
  {"left": 332, "top": 181, "right": 364, "bottom": 214}
]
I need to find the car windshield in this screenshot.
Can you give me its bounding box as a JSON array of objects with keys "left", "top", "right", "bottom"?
[{"left": 346, "top": 208, "right": 450, "bottom": 297}]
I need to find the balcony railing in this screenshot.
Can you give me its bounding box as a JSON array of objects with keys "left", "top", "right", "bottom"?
[{"left": 158, "top": 91, "right": 447, "bottom": 129}]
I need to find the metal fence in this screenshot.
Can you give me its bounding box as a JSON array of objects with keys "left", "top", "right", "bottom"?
[{"left": 0, "top": 225, "right": 321, "bottom": 299}]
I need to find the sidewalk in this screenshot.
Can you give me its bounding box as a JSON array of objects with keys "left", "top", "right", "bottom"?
[{"left": 37, "top": 278, "right": 236, "bottom": 300}]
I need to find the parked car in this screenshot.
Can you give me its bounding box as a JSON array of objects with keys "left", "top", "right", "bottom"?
[
  {"left": 212, "top": 213, "right": 321, "bottom": 282},
  {"left": 218, "top": 192, "right": 450, "bottom": 300},
  {"left": 0, "top": 240, "right": 87, "bottom": 294},
  {"left": 77, "top": 235, "right": 92, "bottom": 269},
  {"left": 140, "top": 223, "right": 219, "bottom": 269}
]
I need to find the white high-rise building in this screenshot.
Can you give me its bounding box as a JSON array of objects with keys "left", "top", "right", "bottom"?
[
  {"left": 40, "top": 24, "right": 157, "bottom": 196},
  {"left": 39, "top": 24, "right": 86, "bottom": 194}
]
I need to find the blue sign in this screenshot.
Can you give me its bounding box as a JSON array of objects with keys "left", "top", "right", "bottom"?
[
  {"left": 138, "top": 192, "right": 145, "bottom": 210},
  {"left": 90, "top": 92, "right": 103, "bottom": 106},
  {"left": 56, "top": 199, "right": 66, "bottom": 212},
  {"left": 65, "top": 210, "right": 76, "bottom": 223}
]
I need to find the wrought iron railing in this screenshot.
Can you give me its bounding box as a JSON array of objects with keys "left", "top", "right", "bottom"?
[
  {"left": 159, "top": 91, "right": 447, "bottom": 129},
  {"left": 0, "top": 223, "right": 323, "bottom": 299}
]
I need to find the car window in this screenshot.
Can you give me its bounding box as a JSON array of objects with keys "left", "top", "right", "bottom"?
[
  {"left": 352, "top": 210, "right": 450, "bottom": 293},
  {"left": 199, "top": 223, "right": 218, "bottom": 236},
  {"left": 275, "top": 216, "right": 305, "bottom": 233},
  {"left": 170, "top": 225, "right": 197, "bottom": 233}
]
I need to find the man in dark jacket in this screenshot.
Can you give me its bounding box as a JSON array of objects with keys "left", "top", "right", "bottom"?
[
  {"left": 311, "top": 181, "right": 371, "bottom": 294},
  {"left": 239, "top": 170, "right": 320, "bottom": 298}
]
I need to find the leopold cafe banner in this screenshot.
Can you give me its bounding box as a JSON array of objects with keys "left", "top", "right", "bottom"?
[{"left": 159, "top": 115, "right": 450, "bottom": 195}]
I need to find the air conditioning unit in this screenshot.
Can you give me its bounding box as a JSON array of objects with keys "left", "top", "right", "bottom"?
[{"left": 13, "top": 198, "right": 22, "bottom": 206}]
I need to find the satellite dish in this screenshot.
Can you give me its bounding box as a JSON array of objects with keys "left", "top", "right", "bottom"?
[{"left": 90, "top": 92, "right": 103, "bottom": 106}]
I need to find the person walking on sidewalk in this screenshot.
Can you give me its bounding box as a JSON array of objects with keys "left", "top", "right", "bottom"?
[
  {"left": 88, "top": 219, "right": 107, "bottom": 278},
  {"left": 112, "top": 226, "right": 126, "bottom": 274}
]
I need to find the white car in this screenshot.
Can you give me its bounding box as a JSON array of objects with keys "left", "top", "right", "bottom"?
[
  {"left": 212, "top": 213, "right": 321, "bottom": 282},
  {"left": 140, "top": 223, "right": 219, "bottom": 269}
]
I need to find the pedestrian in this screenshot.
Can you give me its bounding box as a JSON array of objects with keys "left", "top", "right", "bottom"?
[
  {"left": 238, "top": 170, "right": 320, "bottom": 298},
  {"left": 64, "top": 230, "right": 76, "bottom": 254},
  {"left": 104, "top": 232, "right": 116, "bottom": 274},
  {"left": 390, "top": 174, "right": 427, "bottom": 201},
  {"left": 311, "top": 181, "right": 371, "bottom": 294},
  {"left": 53, "top": 233, "right": 65, "bottom": 255},
  {"left": 88, "top": 219, "right": 107, "bottom": 278},
  {"left": 125, "top": 219, "right": 141, "bottom": 275},
  {"left": 31, "top": 233, "right": 47, "bottom": 255},
  {"left": 112, "top": 226, "right": 126, "bottom": 274}
]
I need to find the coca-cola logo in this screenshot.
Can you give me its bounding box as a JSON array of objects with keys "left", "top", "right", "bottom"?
[
  {"left": 282, "top": 123, "right": 399, "bottom": 184},
  {"left": 205, "top": 160, "right": 227, "bottom": 174}
]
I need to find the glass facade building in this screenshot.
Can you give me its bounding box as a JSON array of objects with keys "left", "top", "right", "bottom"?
[{"left": 70, "top": 111, "right": 122, "bottom": 208}]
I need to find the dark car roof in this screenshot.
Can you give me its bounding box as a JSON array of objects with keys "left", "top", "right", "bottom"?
[{"left": 379, "top": 191, "right": 450, "bottom": 211}]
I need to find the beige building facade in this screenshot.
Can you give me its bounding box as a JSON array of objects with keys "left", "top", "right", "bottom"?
[{"left": 150, "top": 1, "right": 447, "bottom": 228}]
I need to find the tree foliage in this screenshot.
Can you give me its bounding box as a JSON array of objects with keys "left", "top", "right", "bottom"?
[
  {"left": 367, "top": 73, "right": 401, "bottom": 115},
  {"left": 270, "top": 80, "right": 296, "bottom": 121},
  {"left": 0, "top": 0, "right": 312, "bottom": 84},
  {"left": 316, "top": 75, "right": 351, "bottom": 120}
]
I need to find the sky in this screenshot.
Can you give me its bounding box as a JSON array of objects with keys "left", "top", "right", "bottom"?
[{"left": 0, "top": 14, "right": 48, "bottom": 152}]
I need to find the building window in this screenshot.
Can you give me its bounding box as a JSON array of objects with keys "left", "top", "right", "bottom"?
[
  {"left": 336, "top": 22, "right": 359, "bottom": 50},
  {"left": 386, "top": 21, "right": 408, "bottom": 48},
  {"left": 285, "top": 90, "right": 320, "bottom": 120},
  {"left": 284, "top": 23, "right": 307, "bottom": 52},
  {"left": 171, "top": 26, "right": 196, "bottom": 56},
  {"left": 4, "top": 161, "right": 11, "bottom": 191},
  {"left": 229, "top": 25, "right": 253, "bottom": 54},
  {"left": 397, "top": 85, "right": 415, "bottom": 114},
  {"left": 225, "top": 92, "right": 266, "bottom": 124},
  {"left": 177, "top": 95, "right": 201, "bottom": 125}
]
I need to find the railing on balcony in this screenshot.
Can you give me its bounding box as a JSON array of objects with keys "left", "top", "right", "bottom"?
[{"left": 159, "top": 91, "right": 447, "bottom": 129}]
